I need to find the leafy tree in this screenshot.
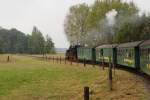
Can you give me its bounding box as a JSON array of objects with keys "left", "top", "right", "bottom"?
[
  {"left": 64, "top": 3, "right": 89, "bottom": 45},
  {"left": 10, "top": 28, "right": 28, "bottom": 53},
  {"left": 45, "top": 35, "right": 55, "bottom": 54},
  {"left": 86, "top": 0, "right": 138, "bottom": 46},
  {"left": 64, "top": 0, "right": 138, "bottom": 46},
  {"left": 86, "top": 0, "right": 138, "bottom": 30},
  {"left": 0, "top": 26, "right": 55, "bottom": 54},
  {"left": 0, "top": 28, "right": 28, "bottom": 53},
  {"left": 114, "top": 15, "right": 150, "bottom": 43},
  {"left": 29, "top": 26, "right": 45, "bottom": 54}
]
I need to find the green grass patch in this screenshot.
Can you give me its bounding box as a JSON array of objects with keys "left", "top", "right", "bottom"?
[{"left": 0, "top": 55, "right": 148, "bottom": 100}]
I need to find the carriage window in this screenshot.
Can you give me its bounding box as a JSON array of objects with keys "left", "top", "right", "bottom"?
[
  {"left": 99, "top": 52, "right": 101, "bottom": 57},
  {"left": 145, "top": 49, "right": 148, "bottom": 60},
  {"left": 100, "top": 49, "right": 103, "bottom": 56},
  {"left": 143, "top": 49, "right": 146, "bottom": 59},
  {"left": 118, "top": 49, "right": 120, "bottom": 55},
  {"left": 121, "top": 49, "right": 123, "bottom": 56},
  {"left": 148, "top": 48, "right": 150, "bottom": 61},
  {"left": 130, "top": 49, "right": 133, "bottom": 58},
  {"left": 143, "top": 48, "right": 148, "bottom": 60},
  {"left": 120, "top": 49, "right": 122, "bottom": 56},
  {"left": 119, "top": 49, "right": 122, "bottom": 56},
  {"left": 126, "top": 49, "right": 128, "bottom": 52},
  {"left": 128, "top": 50, "right": 132, "bottom": 58},
  {"left": 125, "top": 48, "right": 132, "bottom": 59},
  {"left": 141, "top": 48, "right": 146, "bottom": 60},
  {"left": 118, "top": 49, "right": 119, "bottom": 56},
  {"left": 146, "top": 49, "right": 148, "bottom": 60}
]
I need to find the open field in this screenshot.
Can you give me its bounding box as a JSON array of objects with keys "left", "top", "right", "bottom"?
[
  {"left": 28, "top": 53, "right": 66, "bottom": 58},
  {"left": 0, "top": 54, "right": 148, "bottom": 100}
]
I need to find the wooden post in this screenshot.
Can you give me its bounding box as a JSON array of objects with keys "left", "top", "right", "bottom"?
[
  {"left": 76, "top": 59, "right": 79, "bottom": 66},
  {"left": 113, "top": 63, "right": 116, "bottom": 76},
  {"left": 70, "top": 57, "right": 72, "bottom": 65},
  {"left": 109, "top": 59, "right": 113, "bottom": 91},
  {"left": 56, "top": 57, "right": 57, "bottom": 63},
  {"left": 46, "top": 56, "right": 47, "bottom": 60},
  {"left": 60, "top": 56, "right": 61, "bottom": 64},
  {"left": 99, "top": 62, "right": 101, "bottom": 68},
  {"left": 57, "top": 56, "right": 59, "bottom": 63},
  {"left": 49, "top": 56, "right": 51, "bottom": 61},
  {"left": 53, "top": 56, "right": 54, "bottom": 63},
  {"left": 65, "top": 57, "right": 66, "bottom": 64},
  {"left": 92, "top": 60, "right": 95, "bottom": 67},
  {"left": 84, "top": 58, "right": 86, "bottom": 67},
  {"left": 43, "top": 54, "right": 44, "bottom": 59},
  {"left": 7, "top": 56, "right": 10, "bottom": 62},
  {"left": 84, "top": 87, "right": 89, "bottom": 100},
  {"left": 102, "top": 57, "right": 105, "bottom": 70}
]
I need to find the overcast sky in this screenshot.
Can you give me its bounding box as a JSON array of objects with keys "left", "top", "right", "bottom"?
[{"left": 0, "top": 0, "right": 149, "bottom": 48}]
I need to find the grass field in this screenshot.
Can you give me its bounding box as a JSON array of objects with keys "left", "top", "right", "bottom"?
[{"left": 0, "top": 54, "right": 148, "bottom": 100}]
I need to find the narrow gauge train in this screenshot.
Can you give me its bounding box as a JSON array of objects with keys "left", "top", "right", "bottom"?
[{"left": 66, "top": 39, "right": 150, "bottom": 76}]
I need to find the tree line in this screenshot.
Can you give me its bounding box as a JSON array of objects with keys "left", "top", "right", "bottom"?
[
  {"left": 0, "top": 26, "right": 55, "bottom": 54},
  {"left": 64, "top": 0, "right": 150, "bottom": 47}
]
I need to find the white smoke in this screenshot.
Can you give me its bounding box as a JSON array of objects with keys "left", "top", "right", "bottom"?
[
  {"left": 106, "top": 9, "right": 118, "bottom": 27},
  {"left": 84, "top": 9, "right": 119, "bottom": 46}
]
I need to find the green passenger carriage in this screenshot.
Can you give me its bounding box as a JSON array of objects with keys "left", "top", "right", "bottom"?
[
  {"left": 96, "top": 44, "right": 117, "bottom": 64},
  {"left": 117, "top": 41, "right": 142, "bottom": 69},
  {"left": 140, "top": 40, "right": 150, "bottom": 75},
  {"left": 66, "top": 39, "right": 150, "bottom": 77},
  {"left": 77, "top": 47, "right": 95, "bottom": 61}
]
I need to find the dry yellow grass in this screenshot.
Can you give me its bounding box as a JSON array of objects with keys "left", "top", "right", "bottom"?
[{"left": 0, "top": 54, "right": 148, "bottom": 100}]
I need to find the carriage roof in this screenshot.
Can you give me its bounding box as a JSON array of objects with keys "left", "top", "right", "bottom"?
[{"left": 117, "top": 41, "right": 143, "bottom": 48}]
